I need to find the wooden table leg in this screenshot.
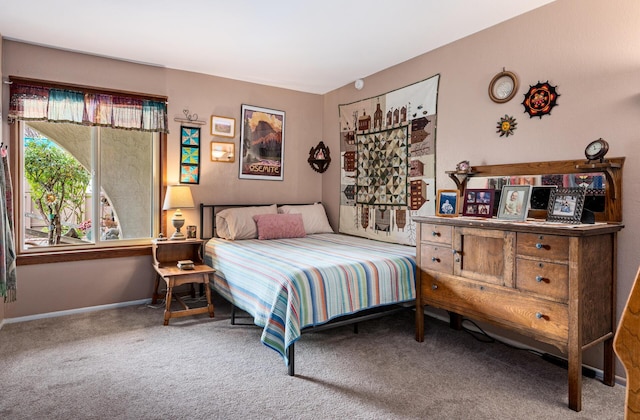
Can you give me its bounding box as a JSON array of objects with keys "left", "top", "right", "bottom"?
[
  {"left": 203, "top": 274, "right": 215, "bottom": 318},
  {"left": 603, "top": 336, "right": 615, "bottom": 386},
  {"left": 152, "top": 274, "right": 161, "bottom": 304},
  {"left": 164, "top": 277, "right": 173, "bottom": 326},
  {"left": 567, "top": 343, "right": 582, "bottom": 412}
]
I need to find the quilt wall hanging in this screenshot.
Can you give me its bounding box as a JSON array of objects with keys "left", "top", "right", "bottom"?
[
  {"left": 338, "top": 74, "right": 440, "bottom": 246},
  {"left": 180, "top": 125, "right": 200, "bottom": 184}
]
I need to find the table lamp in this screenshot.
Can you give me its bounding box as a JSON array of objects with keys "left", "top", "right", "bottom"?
[{"left": 162, "top": 185, "right": 195, "bottom": 240}]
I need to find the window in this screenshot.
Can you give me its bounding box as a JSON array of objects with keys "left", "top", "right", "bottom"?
[{"left": 8, "top": 77, "right": 168, "bottom": 263}]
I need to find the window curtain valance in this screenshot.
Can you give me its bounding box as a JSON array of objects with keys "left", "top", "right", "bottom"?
[{"left": 8, "top": 79, "right": 168, "bottom": 133}]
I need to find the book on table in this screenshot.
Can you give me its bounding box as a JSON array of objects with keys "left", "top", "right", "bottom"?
[{"left": 177, "top": 260, "right": 194, "bottom": 270}]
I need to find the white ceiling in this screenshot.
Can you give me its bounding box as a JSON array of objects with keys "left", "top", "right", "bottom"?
[{"left": 1, "top": 0, "right": 556, "bottom": 94}]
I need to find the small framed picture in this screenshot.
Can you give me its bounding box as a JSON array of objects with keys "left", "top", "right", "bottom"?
[
  {"left": 546, "top": 187, "right": 587, "bottom": 224},
  {"left": 530, "top": 185, "right": 557, "bottom": 210},
  {"left": 186, "top": 225, "right": 197, "bottom": 239},
  {"left": 211, "top": 141, "right": 235, "bottom": 162},
  {"left": 497, "top": 185, "right": 531, "bottom": 221},
  {"left": 210, "top": 115, "right": 235, "bottom": 138},
  {"left": 462, "top": 189, "right": 494, "bottom": 218},
  {"left": 436, "top": 189, "right": 460, "bottom": 217}
]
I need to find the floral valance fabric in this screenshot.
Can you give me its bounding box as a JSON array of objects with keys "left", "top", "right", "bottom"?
[{"left": 8, "top": 82, "right": 168, "bottom": 133}]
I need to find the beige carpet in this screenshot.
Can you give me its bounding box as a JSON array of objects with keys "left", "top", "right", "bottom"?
[{"left": 0, "top": 294, "right": 625, "bottom": 419}]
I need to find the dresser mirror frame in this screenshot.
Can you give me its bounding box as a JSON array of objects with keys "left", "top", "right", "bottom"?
[{"left": 446, "top": 157, "right": 624, "bottom": 223}]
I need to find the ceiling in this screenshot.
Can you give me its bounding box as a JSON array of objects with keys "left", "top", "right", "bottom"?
[{"left": 1, "top": 0, "right": 556, "bottom": 94}]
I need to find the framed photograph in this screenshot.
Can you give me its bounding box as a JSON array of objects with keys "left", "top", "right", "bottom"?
[
  {"left": 239, "top": 104, "right": 285, "bottom": 181},
  {"left": 210, "top": 115, "right": 235, "bottom": 138},
  {"left": 436, "top": 189, "right": 459, "bottom": 217},
  {"left": 546, "top": 187, "right": 587, "bottom": 224},
  {"left": 497, "top": 185, "right": 531, "bottom": 221},
  {"left": 462, "top": 189, "right": 494, "bottom": 218},
  {"left": 530, "top": 185, "right": 557, "bottom": 210},
  {"left": 210, "top": 141, "right": 235, "bottom": 162}
]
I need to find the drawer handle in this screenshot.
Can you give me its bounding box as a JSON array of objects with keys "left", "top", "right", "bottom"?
[
  {"left": 431, "top": 257, "right": 440, "bottom": 262},
  {"left": 536, "top": 312, "right": 544, "bottom": 319},
  {"left": 431, "top": 284, "right": 438, "bottom": 290},
  {"left": 536, "top": 275, "right": 543, "bottom": 283},
  {"left": 535, "top": 243, "right": 543, "bottom": 249},
  {"left": 431, "top": 231, "right": 440, "bottom": 237},
  {"left": 535, "top": 243, "right": 550, "bottom": 250}
]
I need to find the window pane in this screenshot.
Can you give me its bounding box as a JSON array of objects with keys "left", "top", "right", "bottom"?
[
  {"left": 23, "top": 122, "right": 93, "bottom": 248},
  {"left": 99, "top": 127, "right": 154, "bottom": 240},
  {"left": 20, "top": 122, "right": 157, "bottom": 251}
]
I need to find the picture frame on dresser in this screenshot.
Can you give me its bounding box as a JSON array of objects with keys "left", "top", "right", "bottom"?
[
  {"left": 497, "top": 185, "right": 531, "bottom": 221},
  {"left": 546, "top": 187, "right": 587, "bottom": 223},
  {"left": 462, "top": 188, "right": 494, "bottom": 217},
  {"left": 435, "top": 189, "right": 459, "bottom": 216}
]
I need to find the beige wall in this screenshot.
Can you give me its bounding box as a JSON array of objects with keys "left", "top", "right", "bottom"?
[
  {"left": 2, "top": 0, "right": 639, "bottom": 375},
  {"left": 1, "top": 41, "right": 323, "bottom": 319},
  {"left": 323, "top": 0, "right": 640, "bottom": 371}
]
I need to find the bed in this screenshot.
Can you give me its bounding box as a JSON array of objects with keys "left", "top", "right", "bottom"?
[{"left": 200, "top": 203, "right": 416, "bottom": 375}]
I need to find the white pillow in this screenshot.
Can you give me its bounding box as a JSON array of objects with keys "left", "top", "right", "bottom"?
[
  {"left": 216, "top": 204, "right": 277, "bottom": 240},
  {"left": 278, "top": 203, "right": 333, "bottom": 234}
]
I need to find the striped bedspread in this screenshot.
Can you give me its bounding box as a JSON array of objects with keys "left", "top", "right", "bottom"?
[{"left": 204, "top": 233, "right": 416, "bottom": 364}]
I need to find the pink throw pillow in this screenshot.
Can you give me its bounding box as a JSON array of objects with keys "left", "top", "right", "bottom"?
[{"left": 253, "top": 213, "right": 306, "bottom": 240}]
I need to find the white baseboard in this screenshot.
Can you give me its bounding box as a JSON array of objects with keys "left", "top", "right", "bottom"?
[{"left": 3, "top": 298, "right": 152, "bottom": 325}]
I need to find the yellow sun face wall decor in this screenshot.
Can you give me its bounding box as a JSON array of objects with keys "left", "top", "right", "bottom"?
[{"left": 496, "top": 115, "right": 517, "bottom": 137}]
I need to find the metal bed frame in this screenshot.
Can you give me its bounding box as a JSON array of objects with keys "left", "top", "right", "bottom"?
[{"left": 199, "top": 203, "right": 414, "bottom": 376}]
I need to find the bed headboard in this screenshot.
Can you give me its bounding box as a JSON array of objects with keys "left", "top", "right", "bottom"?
[{"left": 199, "top": 203, "right": 321, "bottom": 240}]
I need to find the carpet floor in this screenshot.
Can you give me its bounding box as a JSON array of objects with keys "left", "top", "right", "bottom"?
[{"left": 0, "top": 294, "right": 625, "bottom": 419}]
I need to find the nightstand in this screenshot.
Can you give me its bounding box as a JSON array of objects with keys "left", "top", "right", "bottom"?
[{"left": 151, "top": 239, "right": 215, "bottom": 325}]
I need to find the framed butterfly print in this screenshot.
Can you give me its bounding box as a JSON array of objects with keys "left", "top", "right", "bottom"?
[{"left": 180, "top": 125, "right": 200, "bottom": 184}]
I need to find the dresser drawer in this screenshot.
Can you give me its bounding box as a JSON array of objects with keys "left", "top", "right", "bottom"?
[
  {"left": 420, "top": 244, "right": 454, "bottom": 273},
  {"left": 517, "top": 233, "right": 569, "bottom": 260},
  {"left": 422, "top": 275, "right": 569, "bottom": 341},
  {"left": 516, "top": 259, "right": 569, "bottom": 302},
  {"left": 420, "top": 223, "right": 452, "bottom": 245}
]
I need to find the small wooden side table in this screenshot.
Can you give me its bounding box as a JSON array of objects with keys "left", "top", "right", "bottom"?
[{"left": 151, "top": 239, "right": 215, "bottom": 325}]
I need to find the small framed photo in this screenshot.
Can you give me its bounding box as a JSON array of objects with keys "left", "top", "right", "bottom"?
[
  {"left": 546, "top": 187, "right": 587, "bottom": 224},
  {"left": 436, "top": 189, "right": 460, "bottom": 217},
  {"left": 186, "top": 225, "right": 197, "bottom": 239},
  {"left": 462, "top": 189, "right": 494, "bottom": 218},
  {"left": 497, "top": 185, "right": 532, "bottom": 221},
  {"left": 211, "top": 141, "right": 235, "bottom": 162},
  {"left": 530, "top": 185, "right": 557, "bottom": 210},
  {"left": 211, "top": 115, "right": 235, "bottom": 138}
]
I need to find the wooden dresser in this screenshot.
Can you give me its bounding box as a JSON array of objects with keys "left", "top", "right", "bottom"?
[{"left": 415, "top": 157, "right": 624, "bottom": 412}]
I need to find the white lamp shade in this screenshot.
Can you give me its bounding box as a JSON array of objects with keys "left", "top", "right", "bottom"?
[{"left": 163, "top": 185, "right": 195, "bottom": 210}]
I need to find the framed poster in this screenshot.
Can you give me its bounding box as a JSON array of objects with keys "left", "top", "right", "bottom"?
[
  {"left": 239, "top": 104, "right": 285, "bottom": 181},
  {"left": 180, "top": 126, "right": 200, "bottom": 184}
]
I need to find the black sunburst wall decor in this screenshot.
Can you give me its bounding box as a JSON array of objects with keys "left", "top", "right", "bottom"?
[
  {"left": 522, "top": 81, "right": 560, "bottom": 118},
  {"left": 497, "top": 115, "right": 517, "bottom": 137}
]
